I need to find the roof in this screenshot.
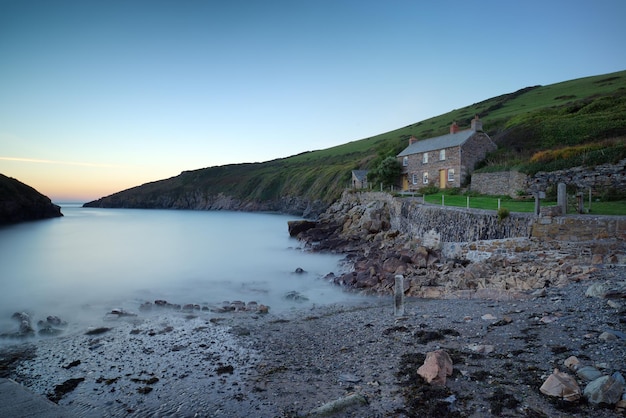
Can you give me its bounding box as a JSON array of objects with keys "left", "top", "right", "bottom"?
[
  {"left": 397, "top": 129, "right": 475, "bottom": 157},
  {"left": 351, "top": 170, "right": 369, "bottom": 181}
]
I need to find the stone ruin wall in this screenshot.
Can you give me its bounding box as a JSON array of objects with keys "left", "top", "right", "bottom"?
[{"left": 470, "top": 159, "right": 626, "bottom": 198}]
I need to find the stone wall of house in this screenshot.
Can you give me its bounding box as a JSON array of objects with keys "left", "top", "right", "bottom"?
[
  {"left": 530, "top": 158, "right": 626, "bottom": 194},
  {"left": 471, "top": 171, "right": 529, "bottom": 197},
  {"left": 459, "top": 133, "right": 497, "bottom": 185},
  {"left": 401, "top": 147, "right": 461, "bottom": 190}
]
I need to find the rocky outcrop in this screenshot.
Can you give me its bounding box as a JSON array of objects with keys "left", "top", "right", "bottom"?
[
  {"left": 290, "top": 191, "right": 625, "bottom": 298},
  {"left": 0, "top": 174, "right": 62, "bottom": 224}
]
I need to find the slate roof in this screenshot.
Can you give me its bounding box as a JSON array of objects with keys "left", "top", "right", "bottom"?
[
  {"left": 397, "top": 129, "right": 475, "bottom": 157},
  {"left": 351, "top": 170, "right": 369, "bottom": 181}
]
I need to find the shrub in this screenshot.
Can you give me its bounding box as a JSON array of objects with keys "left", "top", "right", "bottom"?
[
  {"left": 497, "top": 207, "right": 510, "bottom": 222},
  {"left": 419, "top": 185, "right": 440, "bottom": 195}
]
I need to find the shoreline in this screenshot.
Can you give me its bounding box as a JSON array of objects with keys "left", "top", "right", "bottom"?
[{"left": 1, "top": 266, "right": 625, "bottom": 416}]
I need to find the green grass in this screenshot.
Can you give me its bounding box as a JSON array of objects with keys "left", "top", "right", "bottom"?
[{"left": 422, "top": 193, "right": 626, "bottom": 215}]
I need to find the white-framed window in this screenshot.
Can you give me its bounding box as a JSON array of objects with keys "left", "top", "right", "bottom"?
[
  {"left": 403, "top": 156, "right": 408, "bottom": 167},
  {"left": 422, "top": 172, "right": 429, "bottom": 184},
  {"left": 411, "top": 173, "right": 418, "bottom": 184},
  {"left": 439, "top": 149, "right": 446, "bottom": 161},
  {"left": 422, "top": 153, "right": 428, "bottom": 164},
  {"left": 448, "top": 169, "right": 455, "bottom": 182}
]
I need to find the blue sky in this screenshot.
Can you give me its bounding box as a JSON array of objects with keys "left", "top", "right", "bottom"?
[{"left": 1, "top": 0, "right": 625, "bottom": 202}]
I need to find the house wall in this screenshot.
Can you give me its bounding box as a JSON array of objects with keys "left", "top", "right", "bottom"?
[
  {"left": 352, "top": 175, "right": 367, "bottom": 189},
  {"left": 400, "top": 146, "right": 462, "bottom": 189},
  {"left": 459, "top": 133, "right": 497, "bottom": 185}
]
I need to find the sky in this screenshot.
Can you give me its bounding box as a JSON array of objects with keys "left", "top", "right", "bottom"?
[{"left": 1, "top": 0, "right": 625, "bottom": 203}]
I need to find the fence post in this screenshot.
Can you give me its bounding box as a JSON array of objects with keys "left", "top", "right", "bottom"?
[
  {"left": 498, "top": 198, "right": 501, "bottom": 210},
  {"left": 557, "top": 183, "right": 567, "bottom": 215},
  {"left": 442, "top": 195, "right": 445, "bottom": 206},
  {"left": 588, "top": 188, "right": 592, "bottom": 212},
  {"left": 394, "top": 275, "right": 405, "bottom": 316},
  {"left": 466, "top": 196, "right": 469, "bottom": 209}
]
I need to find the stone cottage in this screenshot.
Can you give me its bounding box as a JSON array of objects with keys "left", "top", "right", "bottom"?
[
  {"left": 351, "top": 170, "right": 369, "bottom": 189},
  {"left": 397, "top": 116, "right": 496, "bottom": 190}
]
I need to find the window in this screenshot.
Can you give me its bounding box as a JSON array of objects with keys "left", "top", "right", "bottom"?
[
  {"left": 403, "top": 156, "right": 408, "bottom": 167},
  {"left": 422, "top": 172, "right": 429, "bottom": 184},
  {"left": 411, "top": 173, "right": 418, "bottom": 184},
  {"left": 448, "top": 169, "right": 455, "bottom": 182},
  {"left": 439, "top": 149, "right": 446, "bottom": 161},
  {"left": 422, "top": 153, "right": 428, "bottom": 164}
]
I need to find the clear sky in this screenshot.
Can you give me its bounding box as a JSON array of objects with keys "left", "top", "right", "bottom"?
[{"left": 1, "top": 0, "right": 625, "bottom": 203}]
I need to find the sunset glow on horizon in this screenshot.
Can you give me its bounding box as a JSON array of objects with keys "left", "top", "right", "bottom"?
[{"left": 1, "top": 0, "right": 625, "bottom": 202}]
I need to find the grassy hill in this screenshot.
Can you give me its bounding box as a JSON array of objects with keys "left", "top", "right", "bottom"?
[{"left": 85, "top": 70, "right": 626, "bottom": 210}]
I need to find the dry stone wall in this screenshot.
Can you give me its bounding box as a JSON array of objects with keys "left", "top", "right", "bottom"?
[
  {"left": 471, "top": 171, "right": 529, "bottom": 197},
  {"left": 531, "top": 158, "right": 626, "bottom": 193}
]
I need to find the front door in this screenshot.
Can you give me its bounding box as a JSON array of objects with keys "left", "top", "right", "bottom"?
[
  {"left": 402, "top": 175, "right": 408, "bottom": 191},
  {"left": 439, "top": 169, "right": 446, "bottom": 189}
]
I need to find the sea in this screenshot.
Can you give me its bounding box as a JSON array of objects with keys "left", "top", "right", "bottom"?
[{"left": 0, "top": 204, "right": 361, "bottom": 335}]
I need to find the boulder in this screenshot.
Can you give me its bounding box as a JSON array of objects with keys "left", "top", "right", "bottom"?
[
  {"left": 584, "top": 375, "right": 624, "bottom": 405},
  {"left": 287, "top": 220, "right": 317, "bottom": 237},
  {"left": 539, "top": 369, "right": 581, "bottom": 402},
  {"left": 417, "top": 349, "right": 453, "bottom": 386}
]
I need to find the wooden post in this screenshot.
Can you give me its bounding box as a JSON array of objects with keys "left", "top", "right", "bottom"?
[
  {"left": 466, "top": 196, "right": 469, "bottom": 209},
  {"left": 394, "top": 275, "right": 405, "bottom": 316}
]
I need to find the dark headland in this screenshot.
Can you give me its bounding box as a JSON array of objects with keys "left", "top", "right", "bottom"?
[{"left": 0, "top": 174, "right": 62, "bottom": 224}]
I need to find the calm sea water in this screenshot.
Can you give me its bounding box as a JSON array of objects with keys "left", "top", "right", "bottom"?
[{"left": 0, "top": 205, "right": 359, "bottom": 331}]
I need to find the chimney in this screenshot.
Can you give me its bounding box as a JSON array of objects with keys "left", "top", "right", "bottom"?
[
  {"left": 450, "top": 122, "right": 459, "bottom": 134},
  {"left": 471, "top": 115, "right": 483, "bottom": 131},
  {"left": 409, "top": 136, "right": 418, "bottom": 145}
]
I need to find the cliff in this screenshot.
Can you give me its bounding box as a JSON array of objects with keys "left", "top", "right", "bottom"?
[{"left": 0, "top": 174, "right": 63, "bottom": 224}]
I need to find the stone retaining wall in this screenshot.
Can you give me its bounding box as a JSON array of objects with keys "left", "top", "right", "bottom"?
[
  {"left": 470, "top": 171, "right": 529, "bottom": 198},
  {"left": 343, "top": 191, "right": 625, "bottom": 244}
]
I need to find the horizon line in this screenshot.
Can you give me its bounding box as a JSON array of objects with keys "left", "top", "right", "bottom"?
[{"left": 0, "top": 156, "right": 119, "bottom": 168}]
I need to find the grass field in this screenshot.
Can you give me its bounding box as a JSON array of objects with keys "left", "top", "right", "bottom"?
[{"left": 420, "top": 193, "right": 626, "bottom": 215}]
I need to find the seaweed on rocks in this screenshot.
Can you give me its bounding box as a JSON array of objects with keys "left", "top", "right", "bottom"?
[{"left": 47, "top": 377, "right": 85, "bottom": 403}]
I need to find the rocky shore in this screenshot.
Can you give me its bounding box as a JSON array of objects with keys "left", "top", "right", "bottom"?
[
  {"left": 1, "top": 191, "right": 625, "bottom": 416},
  {"left": 0, "top": 268, "right": 625, "bottom": 417}
]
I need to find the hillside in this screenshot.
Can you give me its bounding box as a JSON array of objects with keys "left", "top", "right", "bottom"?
[
  {"left": 0, "top": 174, "right": 63, "bottom": 224},
  {"left": 84, "top": 70, "right": 626, "bottom": 214}
]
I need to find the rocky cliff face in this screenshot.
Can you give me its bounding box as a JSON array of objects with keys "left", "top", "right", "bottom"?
[{"left": 0, "top": 174, "right": 62, "bottom": 224}]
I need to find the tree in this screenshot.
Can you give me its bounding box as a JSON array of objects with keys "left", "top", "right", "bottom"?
[{"left": 367, "top": 156, "right": 402, "bottom": 188}]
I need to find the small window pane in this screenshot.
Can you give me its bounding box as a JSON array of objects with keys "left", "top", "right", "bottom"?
[
  {"left": 412, "top": 173, "right": 418, "bottom": 184},
  {"left": 403, "top": 156, "right": 408, "bottom": 166},
  {"left": 448, "top": 169, "right": 455, "bottom": 182},
  {"left": 423, "top": 153, "right": 428, "bottom": 164},
  {"left": 423, "top": 172, "right": 429, "bottom": 184},
  {"left": 439, "top": 149, "right": 445, "bottom": 160}
]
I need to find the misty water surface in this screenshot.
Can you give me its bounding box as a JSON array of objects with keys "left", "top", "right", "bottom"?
[{"left": 0, "top": 205, "right": 360, "bottom": 332}]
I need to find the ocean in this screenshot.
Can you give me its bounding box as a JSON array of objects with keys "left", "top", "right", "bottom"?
[{"left": 0, "top": 205, "right": 360, "bottom": 335}]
